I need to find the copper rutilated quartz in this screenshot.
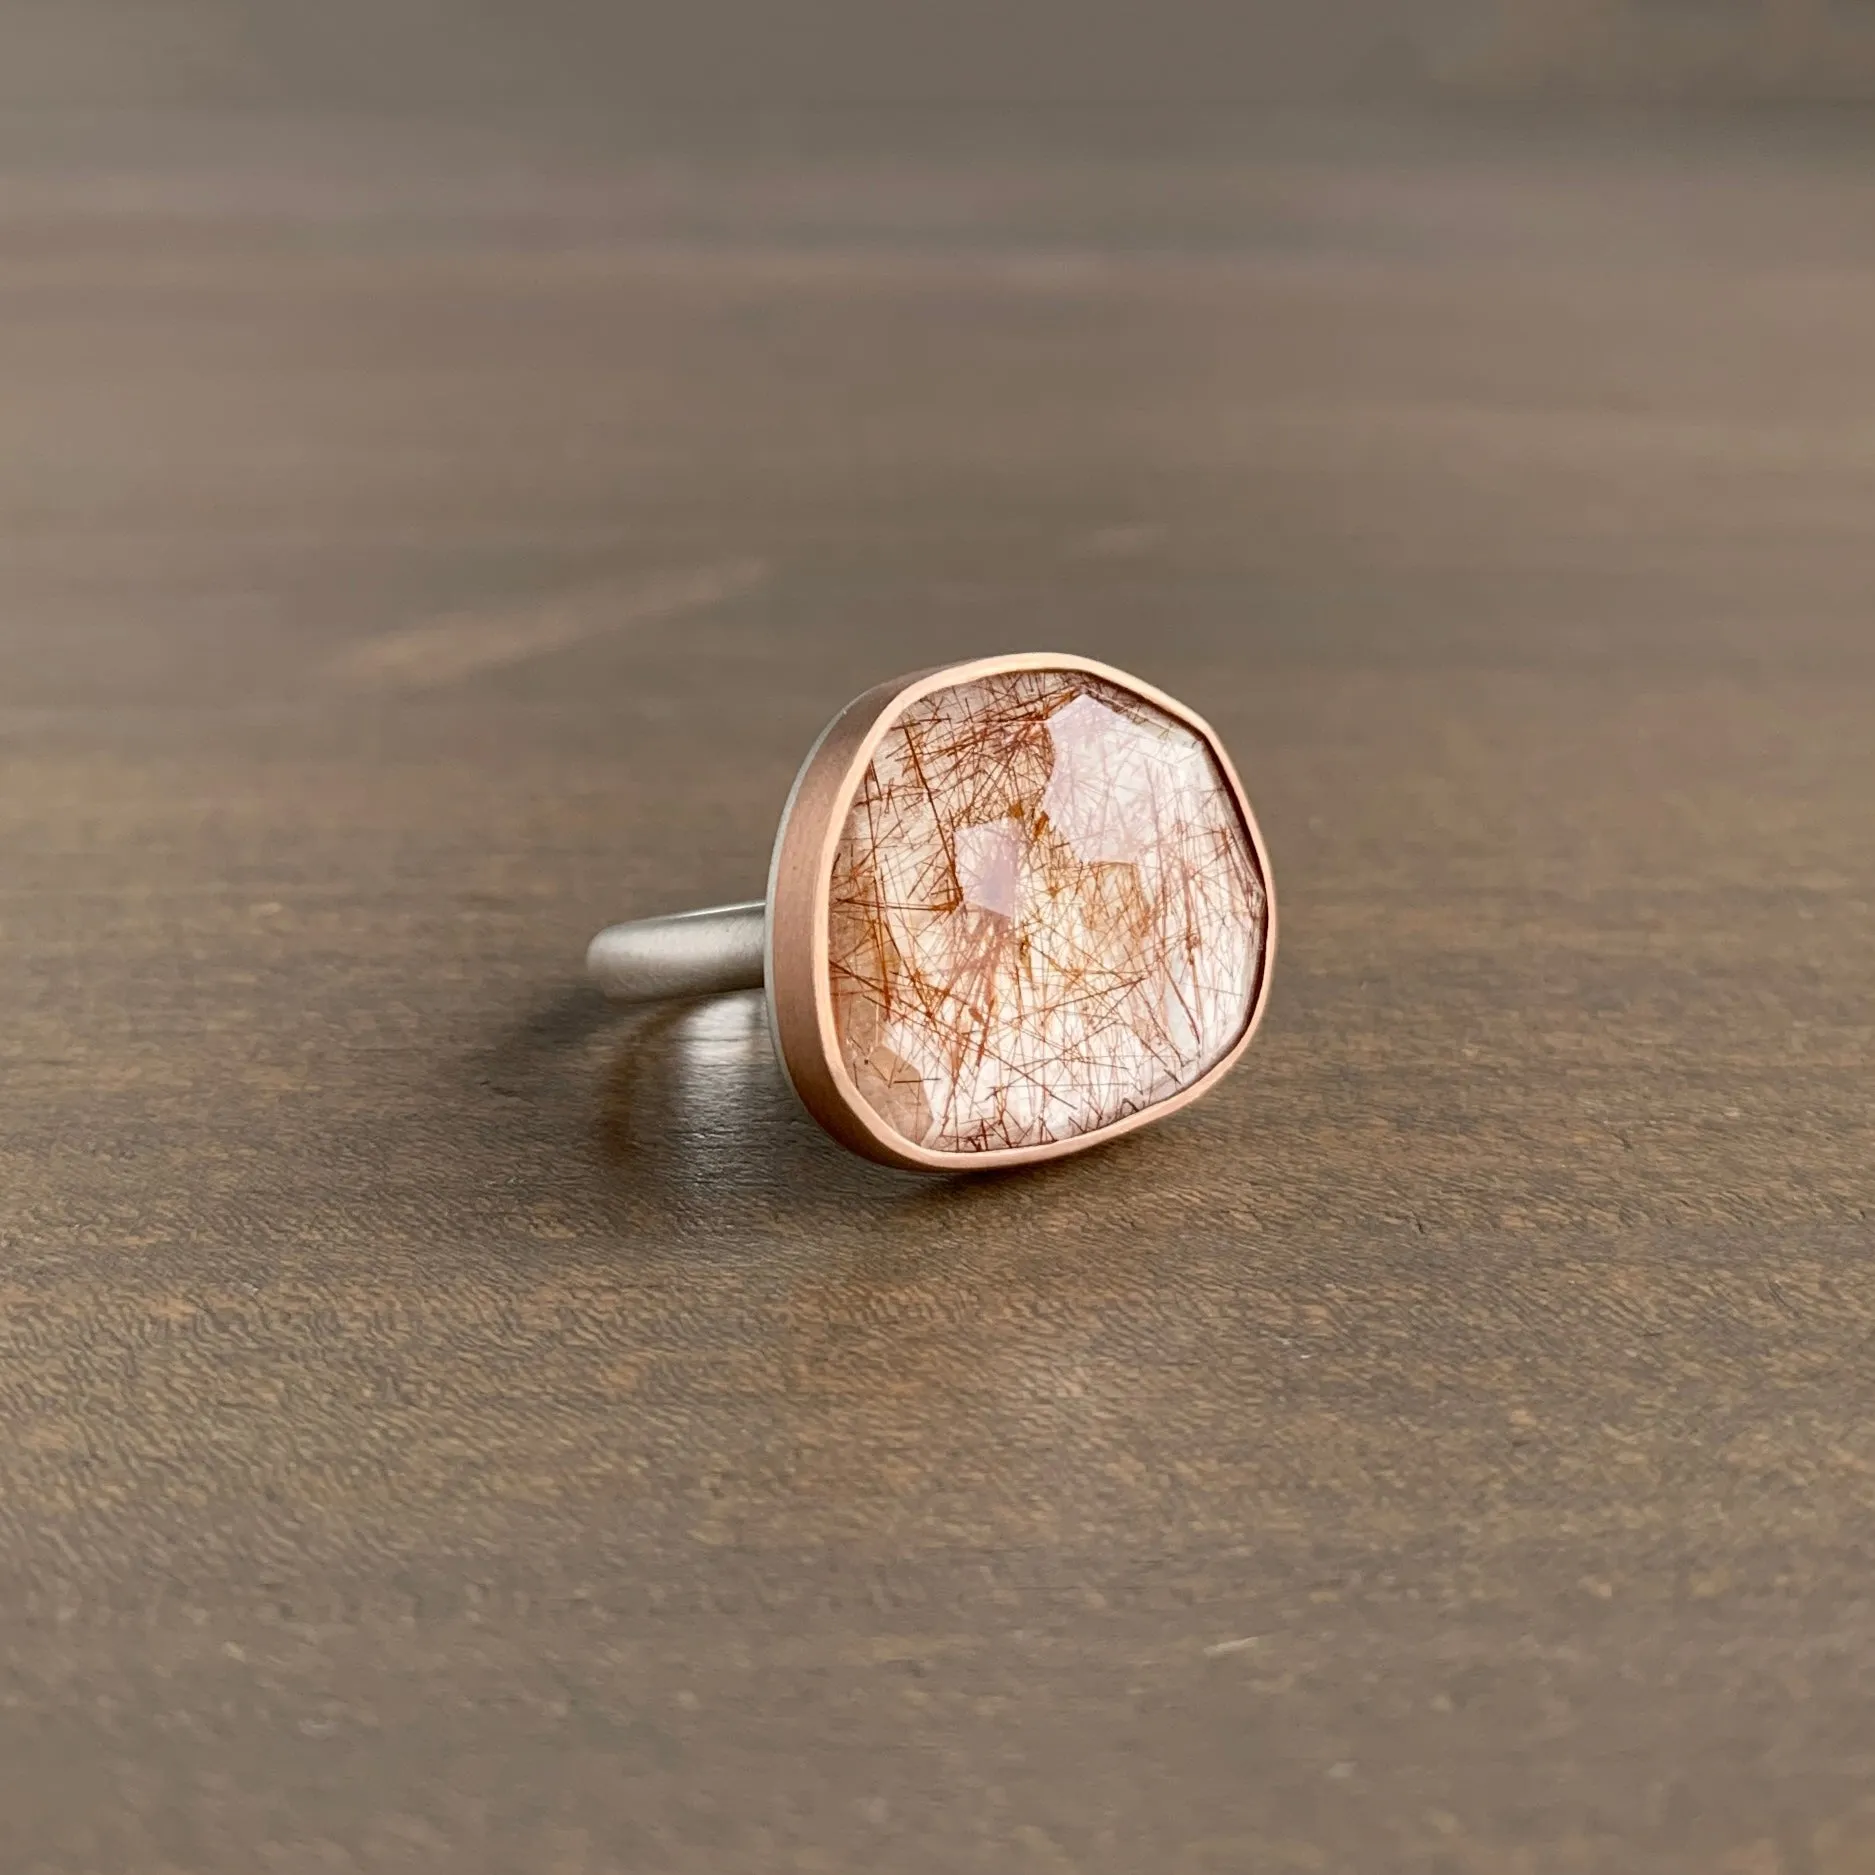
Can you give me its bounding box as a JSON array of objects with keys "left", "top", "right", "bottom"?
[{"left": 826, "top": 669, "right": 1267, "bottom": 1154}]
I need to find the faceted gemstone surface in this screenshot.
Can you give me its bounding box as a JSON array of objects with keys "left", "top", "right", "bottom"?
[{"left": 827, "top": 669, "right": 1268, "bottom": 1154}]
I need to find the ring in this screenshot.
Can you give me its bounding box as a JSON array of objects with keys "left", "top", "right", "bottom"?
[{"left": 588, "top": 653, "right": 1275, "bottom": 1172}]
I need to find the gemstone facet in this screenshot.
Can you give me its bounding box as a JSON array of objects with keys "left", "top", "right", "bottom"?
[{"left": 826, "top": 668, "right": 1268, "bottom": 1154}]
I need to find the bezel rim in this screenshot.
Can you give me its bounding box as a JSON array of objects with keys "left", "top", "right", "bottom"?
[{"left": 766, "top": 652, "right": 1277, "bottom": 1172}]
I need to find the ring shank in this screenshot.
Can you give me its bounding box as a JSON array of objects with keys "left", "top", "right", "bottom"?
[{"left": 586, "top": 902, "right": 765, "bottom": 1004}]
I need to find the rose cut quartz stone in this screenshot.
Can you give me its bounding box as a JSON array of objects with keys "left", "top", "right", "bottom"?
[{"left": 826, "top": 668, "right": 1268, "bottom": 1154}]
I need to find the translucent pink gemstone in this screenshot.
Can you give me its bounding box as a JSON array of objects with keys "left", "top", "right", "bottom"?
[{"left": 827, "top": 669, "right": 1267, "bottom": 1153}]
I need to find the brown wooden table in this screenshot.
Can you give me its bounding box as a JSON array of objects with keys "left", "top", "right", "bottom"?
[{"left": 4, "top": 111, "right": 1873, "bottom": 1872}]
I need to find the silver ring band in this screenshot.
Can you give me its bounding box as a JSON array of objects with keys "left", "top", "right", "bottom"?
[{"left": 585, "top": 902, "right": 765, "bottom": 1004}]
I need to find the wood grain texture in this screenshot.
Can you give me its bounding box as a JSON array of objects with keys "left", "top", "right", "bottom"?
[{"left": 3, "top": 110, "right": 1874, "bottom": 1873}]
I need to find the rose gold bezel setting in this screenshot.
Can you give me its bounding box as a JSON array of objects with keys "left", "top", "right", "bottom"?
[{"left": 764, "top": 653, "right": 1277, "bottom": 1172}]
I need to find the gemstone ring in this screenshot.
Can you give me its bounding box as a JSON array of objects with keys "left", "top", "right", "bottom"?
[{"left": 587, "top": 653, "right": 1275, "bottom": 1171}]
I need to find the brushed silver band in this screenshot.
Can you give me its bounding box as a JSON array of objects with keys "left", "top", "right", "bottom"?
[{"left": 586, "top": 902, "right": 766, "bottom": 1004}]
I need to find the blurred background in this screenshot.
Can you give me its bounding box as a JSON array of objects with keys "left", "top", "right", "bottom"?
[
  {"left": 8, "top": 0, "right": 1875, "bottom": 705},
  {"left": 11, "top": 0, "right": 1875, "bottom": 109}
]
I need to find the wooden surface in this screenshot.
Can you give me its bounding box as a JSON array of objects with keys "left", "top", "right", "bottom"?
[{"left": 4, "top": 113, "right": 1874, "bottom": 1872}]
